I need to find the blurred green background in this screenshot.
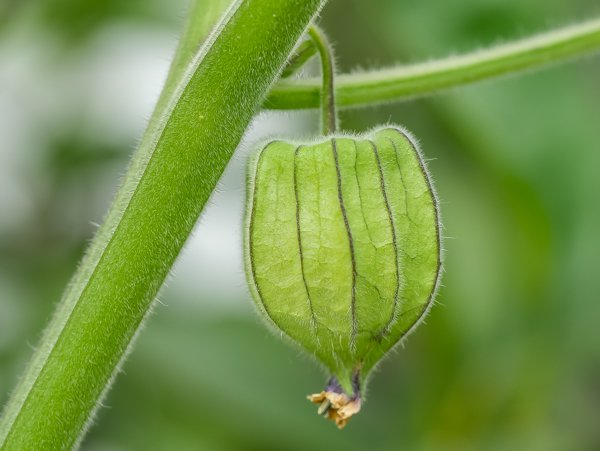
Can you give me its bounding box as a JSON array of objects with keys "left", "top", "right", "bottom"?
[{"left": 1, "top": 0, "right": 599, "bottom": 450}]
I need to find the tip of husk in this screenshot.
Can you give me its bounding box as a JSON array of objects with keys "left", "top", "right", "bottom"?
[{"left": 307, "top": 390, "right": 362, "bottom": 429}]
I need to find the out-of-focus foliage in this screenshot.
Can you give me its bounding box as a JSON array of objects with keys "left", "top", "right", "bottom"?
[
  {"left": 1, "top": 0, "right": 599, "bottom": 450},
  {"left": 0, "top": 0, "right": 178, "bottom": 42}
]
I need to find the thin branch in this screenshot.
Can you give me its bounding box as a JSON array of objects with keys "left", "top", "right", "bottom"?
[
  {"left": 281, "top": 39, "right": 318, "bottom": 78},
  {"left": 265, "top": 18, "right": 600, "bottom": 109}
]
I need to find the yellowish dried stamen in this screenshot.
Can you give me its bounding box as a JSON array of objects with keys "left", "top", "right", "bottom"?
[{"left": 307, "top": 390, "right": 361, "bottom": 429}]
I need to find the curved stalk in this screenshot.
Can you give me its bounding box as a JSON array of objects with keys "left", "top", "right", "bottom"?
[
  {"left": 266, "top": 18, "right": 600, "bottom": 109},
  {"left": 0, "top": 0, "right": 327, "bottom": 449},
  {"left": 308, "top": 25, "right": 338, "bottom": 134}
]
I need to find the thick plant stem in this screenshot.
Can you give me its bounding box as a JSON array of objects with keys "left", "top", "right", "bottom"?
[
  {"left": 266, "top": 18, "right": 600, "bottom": 109},
  {"left": 147, "top": 0, "right": 232, "bottom": 134},
  {"left": 308, "top": 25, "right": 338, "bottom": 134},
  {"left": 0, "top": 0, "right": 327, "bottom": 449}
]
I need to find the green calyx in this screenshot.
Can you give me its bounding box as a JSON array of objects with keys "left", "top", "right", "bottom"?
[{"left": 244, "top": 126, "right": 442, "bottom": 425}]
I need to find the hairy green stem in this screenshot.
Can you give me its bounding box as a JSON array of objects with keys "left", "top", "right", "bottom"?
[
  {"left": 281, "top": 39, "right": 318, "bottom": 78},
  {"left": 149, "top": 0, "right": 232, "bottom": 130},
  {"left": 0, "top": 0, "right": 326, "bottom": 449},
  {"left": 266, "top": 18, "right": 600, "bottom": 109},
  {"left": 308, "top": 25, "right": 338, "bottom": 134}
]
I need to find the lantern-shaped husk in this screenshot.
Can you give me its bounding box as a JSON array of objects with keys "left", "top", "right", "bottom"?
[{"left": 245, "top": 126, "right": 442, "bottom": 427}]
